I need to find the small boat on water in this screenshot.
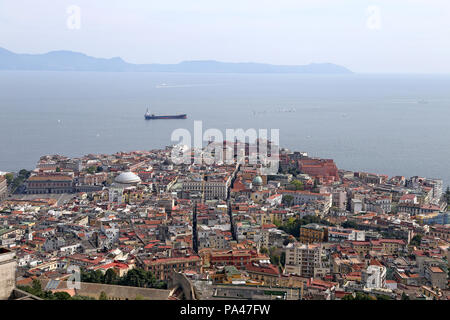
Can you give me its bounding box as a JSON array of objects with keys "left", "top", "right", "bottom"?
[{"left": 144, "top": 108, "right": 187, "bottom": 120}]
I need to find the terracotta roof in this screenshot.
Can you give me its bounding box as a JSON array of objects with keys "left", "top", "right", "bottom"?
[
  {"left": 429, "top": 266, "right": 444, "bottom": 273},
  {"left": 28, "top": 175, "right": 73, "bottom": 181}
]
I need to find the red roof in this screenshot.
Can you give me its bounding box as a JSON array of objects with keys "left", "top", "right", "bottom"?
[{"left": 245, "top": 263, "right": 280, "bottom": 276}]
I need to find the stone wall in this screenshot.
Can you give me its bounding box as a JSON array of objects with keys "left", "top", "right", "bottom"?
[
  {"left": 0, "top": 248, "right": 16, "bottom": 300},
  {"left": 39, "top": 279, "right": 171, "bottom": 300}
]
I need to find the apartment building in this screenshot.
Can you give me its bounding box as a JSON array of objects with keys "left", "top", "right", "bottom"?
[
  {"left": 299, "top": 224, "right": 329, "bottom": 244},
  {"left": 182, "top": 175, "right": 231, "bottom": 200},
  {"left": 284, "top": 243, "right": 322, "bottom": 278},
  {"left": 281, "top": 190, "right": 332, "bottom": 212},
  {"left": 140, "top": 255, "right": 202, "bottom": 281},
  {"left": 429, "top": 225, "right": 450, "bottom": 241}
]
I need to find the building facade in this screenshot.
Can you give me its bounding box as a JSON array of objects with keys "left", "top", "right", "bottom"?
[
  {"left": 141, "top": 255, "right": 202, "bottom": 281},
  {"left": 284, "top": 243, "right": 322, "bottom": 278},
  {"left": 26, "top": 174, "right": 74, "bottom": 194},
  {"left": 298, "top": 158, "right": 339, "bottom": 182},
  {"left": 299, "top": 224, "right": 329, "bottom": 243},
  {"left": 182, "top": 177, "right": 231, "bottom": 200},
  {"left": 281, "top": 190, "right": 332, "bottom": 211}
]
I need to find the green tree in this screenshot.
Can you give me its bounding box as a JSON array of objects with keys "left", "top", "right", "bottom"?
[
  {"left": 375, "top": 294, "right": 392, "bottom": 300},
  {"left": 445, "top": 186, "right": 450, "bottom": 204},
  {"left": 56, "top": 167, "right": 61, "bottom": 172},
  {"left": 81, "top": 268, "right": 167, "bottom": 289},
  {"left": 312, "top": 178, "right": 320, "bottom": 193},
  {"left": 342, "top": 220, "right": 358, "bottom": 229},
  {"left": 18, "top": 169, "right": 31, "bottom": 178},
  {"left": 342, "top": 292, "right": 376, "bottom": 300},
  {"left": 280, "top": 251, "right": 286, "bottom": 266},
  {"left": 31, "top": 279, "right": 42, "bottom": 295},
  {"left": 54, "top": 292, "right": 71, "bottom": 300},
  {"left": 282, "top": 195, "right": 294, "bottom": 206},
  {"left": 4, "top": 173, "right": 14, "bottom": 184},
  {"left": 86, "top": 166, "right": 97, "bottom": 174},
  {"left": 355, "top": 292, "right": 374, "bottom": 300},
  {"left": 273, "top": 218, "right": 282, "bottom": 227},
  {"left": 410, "top": 234, "right": 422, "bottom": 246},
  {"left": 268, "top": 246, "right": 282, "bottom": 266},
  {"left": 342, "top": 293, "right": 354, "bottom": 300},
  {"left": 104, "top": 268, "right": 118, "bottom": 285},
  {"left": 81, "top": 269, "right": 105, "bottom": 283},
  {"left": 71, "top": 295, "right": 96, "bottom": 300},
  {"left": 278, "top": 215, "right": 334, "bottom": 238},
  {"left": 289, "top": 180, "right": 304, "bottom": 191},
  {"left": 99, "top": 291, "right": 108, "bottom": 300}
]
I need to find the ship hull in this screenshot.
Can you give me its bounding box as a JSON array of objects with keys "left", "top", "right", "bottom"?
[{"left": 145, "top": 114, "right": 187, "bottom": 120}]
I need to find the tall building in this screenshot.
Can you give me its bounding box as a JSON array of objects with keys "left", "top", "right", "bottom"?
[
  {"left": 284, "top": 243, "right": 322, "bottom": 278},
  {"left": 423, "top": 178, "right": 443, "bottom": 204},
  {"left": 424, "top": 265, "right": 447, "bottom": 289}
]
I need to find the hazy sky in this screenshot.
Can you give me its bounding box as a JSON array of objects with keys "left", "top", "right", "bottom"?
[{"left": 1, "top": 0, "right": 449, "bottom": 73}]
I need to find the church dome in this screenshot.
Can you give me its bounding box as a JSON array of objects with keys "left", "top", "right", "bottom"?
[
  {"left": 252, "top": 175, "right": 263, "bottom": 186},
  {"left": 115, "top": 171, "right": 141, "bottom": 184}
]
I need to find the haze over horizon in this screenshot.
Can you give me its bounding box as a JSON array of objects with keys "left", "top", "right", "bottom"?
[{"left": 1, "top": 0, "right": 450, "bottom": 73}]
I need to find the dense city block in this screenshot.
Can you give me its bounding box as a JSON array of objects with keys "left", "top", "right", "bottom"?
[{"left": 0, "top": 142, "right": 449, "bottom": 300}]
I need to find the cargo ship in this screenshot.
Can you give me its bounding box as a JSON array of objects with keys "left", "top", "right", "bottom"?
[{"left": 144, "top": 108, "right": 187, "bottom": 120}]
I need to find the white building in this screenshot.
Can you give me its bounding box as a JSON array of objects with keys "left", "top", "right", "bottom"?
[
  {"left": 183, "top": 175, "right": 231, "bottom": 200},
  {"left": 281, "top": 190, "right": 332, "bottom": 212}
]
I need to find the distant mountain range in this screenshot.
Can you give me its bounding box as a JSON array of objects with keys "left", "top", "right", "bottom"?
[{"left": 0, "top": 47, "right": 353, "bottom": 74}]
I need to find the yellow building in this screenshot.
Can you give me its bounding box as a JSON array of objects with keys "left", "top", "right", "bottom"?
[{"left": 299, "top": 224, "right": 328, "bottom": 243}]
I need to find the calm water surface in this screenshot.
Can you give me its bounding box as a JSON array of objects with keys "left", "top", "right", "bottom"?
[{"left": 0, "top": 71, "right": 449, "bottom": 185}]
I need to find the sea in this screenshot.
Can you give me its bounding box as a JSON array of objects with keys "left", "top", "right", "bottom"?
[{"left": 1, "top": 71, "right": 449, "bottom": 186}]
